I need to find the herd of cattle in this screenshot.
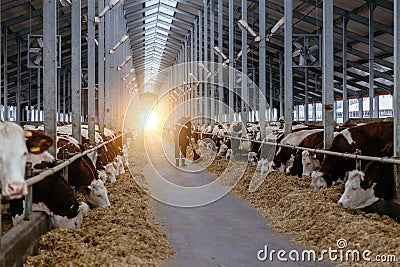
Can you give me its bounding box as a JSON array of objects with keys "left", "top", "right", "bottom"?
[
  {"left": 192, "top": 120, "right": 399, "bottom": 221},
  {"left": 0, "top": 122, "right": 131, "bottom": 229}
]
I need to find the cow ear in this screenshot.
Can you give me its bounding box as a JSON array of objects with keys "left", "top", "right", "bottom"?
[
  {"left": 360, "top": 178, "right": 374, "bottom": 190},
  {"left": 26, "top": 132, "right": 53, "bottom": 154},
  {"left": 79, "top": 186, "right": 91, "bottom": 195}
]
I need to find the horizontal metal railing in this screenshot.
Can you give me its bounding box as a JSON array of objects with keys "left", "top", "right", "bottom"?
[
  {"left": 194, "top": 130, "right": 400, "bottom": 165},
  {"left": 0, "top": 133, "right": 124, "bottom": 247}
]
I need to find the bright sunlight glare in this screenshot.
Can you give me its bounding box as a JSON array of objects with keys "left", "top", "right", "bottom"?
[{"left": 142, "top": 110, "right": 159, "bottom": 131}]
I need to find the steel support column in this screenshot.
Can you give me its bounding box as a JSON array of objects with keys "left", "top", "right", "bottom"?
[
  {"left": 62, "top": 70, "right": 66, "bottom": 121},
  {"left": 218, "top": 0, "right": 224, "bottom": 122},
  {"left": 374, "top": 95, "right": 379, "bottom": 118},
  {"left": 279, "top": 51, "right": 283, "bottom": 119},
  {"left": 241, "top": 0, "right": 248, "bottom": 130},
  {"left": 369, "top": 3, "right": 375, "bottom": 118},
  {"left": 210, "top": 0, "right": 215, "bottom": 121},
  {"left": 323, "top": 0, "right": 334, "bottom": 149},
  {"left": 16, "top": 37, "right": 21, "bottom": 123},
  {"left": 304, "top": 68, "right": 309, "bottom": 123},
  {"left": 98, "top": 0, "right": 105, "bottom": 134},
  {"left": 194, "top": 18, "right": 198, "bottom": 120},
  {"left": 190, "top": 27, "right": 194, "bottom": 118},
  {"left": 3, "top": 29, "right": 8, "bottom": 121},
  {"left": 284, "top": 0, "right": 293, "bottom": 136},
  {"left": 198, "top": 10, "right": 203, "bottom": 124},
  {"left": 393, "top": 0, "right": 400, "bottom": 198},
  {"left": 88, "top": 0, "right": 95, "bottom": 143},
  {"left": 358, "top": 94, "right": 363, "bottom": 118},
  {"left": 43, "top": 0, "right": 58, "bottom": 156},
  {"left": 269, "top": 57, "right": 273, "bottom": 121},
  {"left": 342, "top": 16, "right": 349, "bottom": 123},
  {"left": 259, "top": 0, "right": 266, "bottom": 138},
  {"left": 228, "top": 0, "right": 234, "bottom": 122},
  {"left": 104, "top": 8, "right": 113, "bottom": 129}
]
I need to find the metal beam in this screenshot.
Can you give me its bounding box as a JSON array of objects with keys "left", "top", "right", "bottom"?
[
  {"left": 88, "top": 0, "right": 95, "bottom": 143},
  {"left": 323, "top": 0, "right": 334, "bottom": 149},
  {"left": 284, "top": 0, "right": 293, "bottom": 136},
  {"left": 342, "top": 17, "right": 349, "bottom": 122},
  {"left": 43, "top": 0, "right": 58, "bottom": 157},
  {"left": 98, "top": 0, "right": 105, "bottom": 133},
  {"left": 71, "top": 0, "right": 81, "bottom": 143},
  {"left": 394, "top": 0, "right": 400, "bottom": 198}
]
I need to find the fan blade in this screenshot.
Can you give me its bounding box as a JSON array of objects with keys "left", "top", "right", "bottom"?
[
  {"left": 308, "top": 54, "right": 317, "bottom": 63},
  {"left": 293, "top": 41, "right": 303, "bottom": 49},
  {"left": 29, "top": 47, "right": 41, "bottom": 53},
  {"left": 37, "top": 38, "right": 44, "bottom": 48},
  {"left": 33, "top": 56, "right": 42, "bottom": 65},
  {"left": 299, "top": 55, "right": 305, "bottom": 66},
  {"left": 308, "top": 44, "right": 319, "bottom": 53},
  {"left": 292, "top": 49, "right": 301, "bottom": 57}
]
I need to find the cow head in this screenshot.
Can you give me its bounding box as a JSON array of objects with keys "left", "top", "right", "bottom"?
[
  {"left": 105, "top": 163, "right": 117, "bottom": 183},
  {"left": 51, "top": 202, "right": 89, "bottom": 229},
  {"left": 79, "top": 179, "right": 110, "bottom": 208},
  {"left": 0, "top": 123, "right": 51, "bottom": 199},
  {"left": 311, "top": 171, "right": 328, "bottom": 189},
  {"left": 338, "top": 170, "right": 379, "bottom": 209},
  {"left": 247, "top": 152, "right": 258, "bottom": 163},
  {"left": 302, "top": 151, "right": 320, "bottom": 177}
]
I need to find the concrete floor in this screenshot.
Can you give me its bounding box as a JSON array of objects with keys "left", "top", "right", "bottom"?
[{"left": 141, "top": 132, "right": 334, "bottom": 267}]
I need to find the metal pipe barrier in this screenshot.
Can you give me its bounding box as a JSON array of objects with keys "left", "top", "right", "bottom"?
[
  {"left": 0, "top": 132, "right": 125, "bottom": 247},
  {"left": 193, "top": 130, "right": 400, "bottom": 165}
]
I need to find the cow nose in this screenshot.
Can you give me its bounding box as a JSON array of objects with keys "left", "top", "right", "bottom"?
[{"left": 7, "top": 182, "right": 28, "bottom": 198}]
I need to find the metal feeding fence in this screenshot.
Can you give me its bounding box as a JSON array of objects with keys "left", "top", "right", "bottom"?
[{"left": 0, "top": 133, "right": 124, "bottom": 248}]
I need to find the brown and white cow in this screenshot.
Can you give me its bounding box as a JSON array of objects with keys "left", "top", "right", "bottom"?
[
  {"left": 273, "top": 129, "right": 322, "bottom": 174},
  {"left": 26, "top": 131, "right": 111, "bottom": 208},
  {"left": 0, "top": 122, "right": 52, "bottom": 199},
  {"left": 9, "top": 173, "right": 89, "bottom": 228},
  {"left": 311, "top": 121, "right": 393, "bottom": 189}
]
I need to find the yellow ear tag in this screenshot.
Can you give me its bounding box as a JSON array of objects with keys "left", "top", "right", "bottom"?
[{"left": 30, "top": 146, "right": 41, "bottom": 153}]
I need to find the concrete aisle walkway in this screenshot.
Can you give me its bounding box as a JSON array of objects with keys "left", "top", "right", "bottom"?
[{"left": 141, "top": 132, "right": 334, "bottom": 267}]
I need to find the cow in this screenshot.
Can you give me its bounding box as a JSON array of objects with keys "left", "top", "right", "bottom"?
[
  {"left": 273, "top": 129, "right": 323, "bottom": 174},
  {"left": 301, "top": 150, "right": 321, "bottom": 177},
  {"left": 9, "top": 173, "right": 89, "bottom": 228},
  {"left": 57, "top": 136, "right": 111, "bottom": 208},
  {"left": 0, "top": 122, "right": 52, "bottom": 199},
  {"left": 311, "top": 121, "right": 393, "bottom": 189},
  {"left": 27, "top": 132, "right": 111, "bottom": 208},
  {"left": 338, "top": 140, "right": 395, "bottom": 209},
  {"left": 338, "top": 161, "right": 399, "bottom": 222}
]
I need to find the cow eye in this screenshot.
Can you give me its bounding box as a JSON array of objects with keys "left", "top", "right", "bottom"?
[{"left": 23, "top": 152, "right": 27, "bottom": 157}]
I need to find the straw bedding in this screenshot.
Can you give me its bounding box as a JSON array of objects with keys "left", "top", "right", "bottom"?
[
  {"left": 25, "top": 137, "right": 174, "bottom": 266},
  {"left": 206, "top": 156, "right": 400, "bottom": 266}
]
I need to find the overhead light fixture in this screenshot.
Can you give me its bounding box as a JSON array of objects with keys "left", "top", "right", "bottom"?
[
  {"left": 213, "top": 46, "right": 228, "bottom": 61},
  {"left": 109, "top": 35, "right": 129, "bottom": 54},
  {"left": 95, "top": 0, "right": 123, "bottom": 23},
  {"left": 237, "top": 19, "right": 261, "bottom": 42},
  {"left": 85, "top": 33, "right": 99, "bottom": 46},
  {"left": 59, "top": 0, "right": 72, "bottom": 7},
  {"left": 198, "top": 63, "right": 212, "bottom": 79},
  {"left": 267, "top": 17, "right": 285, "bottom": 41},
  {"left": 117, "top": 55, "right": 132, "bottom": 71},
  {"left": 127, "top": 77, "right": 136, "bottom": 87},
  {"left": 123, "top": 68, "right": 135, "bottom": 80}
]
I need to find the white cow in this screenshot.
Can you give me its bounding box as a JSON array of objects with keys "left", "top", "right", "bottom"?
[
  {"left": 0, "top": 122, "right": 52, "bottom": 199},
  {"left": 301, "top": 150, "right": 320, "bottom": 177},
  {"left": 338, "top": 170, "right": 379, "bottom": 209}
]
